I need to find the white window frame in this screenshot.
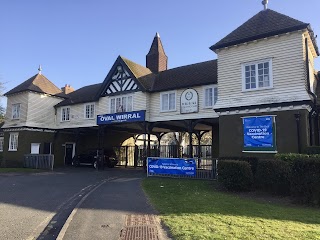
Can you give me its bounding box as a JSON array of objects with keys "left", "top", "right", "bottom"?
[
  {"left": 0, "top": 137, "right": 3, "bottom": 152},
  {"left": 160, "top": 91, "right": 177, "bottom": 112},
  {"left": 109, "top": 95, "right": 133, "bottom": 114},
  {"left": 242, "top": 58, "right": 273, "bottom": 92},
  {"left": 203, "top": 85, "right": 218, "bottom": 108},
  {"left": 31, "top": 143, "right": 41, "bottom": 154},
  {"left": 12, "top": 103, "right": 21, "bottom": 119},
  {"left": 8, "top": 133, "right": 19, "bottom": 151},
  {"left": 61, "top": 107, "right": 70, "bottom": 122},
  {"left": 84, "top": 103, "right": 95, "bottom": 119}
]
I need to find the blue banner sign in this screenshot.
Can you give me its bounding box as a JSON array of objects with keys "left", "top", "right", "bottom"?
[
  {"left": 97, "top": 110, "right": 145, "bottom": 125},
  {"left": 243, "top": 116, "right": 274, "bottom": 148},
  {"left": 147, "top": 158, "right": 196, "bottom": 176}
]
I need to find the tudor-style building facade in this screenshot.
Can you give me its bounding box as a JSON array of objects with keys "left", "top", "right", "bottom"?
[{"left": 0, "top": 8, "right": 319, "bottom": 167}]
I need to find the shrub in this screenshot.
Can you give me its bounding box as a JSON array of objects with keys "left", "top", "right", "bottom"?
[
  {"left": 219, "top": 156, "right": 259, "bottom": 175},
  {"left": 305, "top": 146, "right": 320, "bottom": 155},
  {"left": 218, "top": 160, "right": 253, "bottom": 191},
  {"left": 290, "top": 158, "right": 320, "bottom": 206},
  {"left": 255, "top": 159, "right": 291, "bottom": 196},
  {"left": 275, "top": 153, "right": 320, "bottom": 162}
]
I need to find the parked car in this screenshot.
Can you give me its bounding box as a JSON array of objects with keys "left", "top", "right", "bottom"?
[{"left": 72, "top": 149, "right": 118, "bottom": 168}]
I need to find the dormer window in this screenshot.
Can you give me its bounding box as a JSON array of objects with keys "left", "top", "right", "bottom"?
[{"left": 242, "top": 59, "right": 273, "bottom": 91}]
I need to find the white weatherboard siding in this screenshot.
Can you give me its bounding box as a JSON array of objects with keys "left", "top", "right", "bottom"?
[
  {"left": 56, "top": 102, "right": 98, "bottom": 128},
  {"left": 55, "top": 91, "right": 149, "bottom": 129},
  {"left": 149, "top": 86, "right": 219, "bottom": 122},
  {"left": 26, "top": 92, "right": 63, "bottom": 129},
  {"left": 3, "top": 92, "right": 28, "bottom": 128},
  {"left": 214, "top": 32, "right": 312, "bottom": 110}
]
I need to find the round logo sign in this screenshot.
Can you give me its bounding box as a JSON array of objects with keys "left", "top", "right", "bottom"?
[{"left": 185, "top": 91, "right": 193, "bottom": 100}]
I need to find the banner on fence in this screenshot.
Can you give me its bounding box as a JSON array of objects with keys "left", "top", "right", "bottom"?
[{"left": 147, "top": 158, "right": 196, "bottom": 176}]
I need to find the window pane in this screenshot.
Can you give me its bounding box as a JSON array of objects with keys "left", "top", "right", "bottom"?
[
  {"left": 116, "top": 97, "right": 122, "bottom": 112},
  {"left": 122, "top": 97, "right": 127, "bottom": 112},
  {"left": 127, "top": 96, "right": 133, "bottom": 111},
  {"left": 111, "top": 99, "right": 115, "bottom": 113},
  {"left": 264, "top": 62, "right": 269, "bottom": 68},
  {"left": 169, "top": 93, "right": 175, "bottom": 110},
  {"left": 205, "top": 88, "right": 213, "bottom": 107},
  {"left": 90, "top": 105, "right": 94, "bottom": 118},
  {"left": 162, "top": 94, "right": 168, "bottom": 111},
  {"left": 214, "top": 88, "right": 218, "bottom": 105},
  {"left": 258, "top": 63, "right": 263, "bottom": 69}
]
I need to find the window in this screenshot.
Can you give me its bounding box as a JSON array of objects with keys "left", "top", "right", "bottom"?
[
  {"left": 31, "top": 143, "right": 40, "bottom": 154},
  {"left": 110, "top": 95, "right": 133, "bottom": 113},
  {"left": 242, "top": 59, "right": 273, "bottom": 91},
  {"left": 203, "top": 85, "right": 218, "bottom": 108},
  {"left": 12, "top": 103, "right": 21, "bottom": 119},
  {"left": 61, "top": 107, "right": 70, "bottom": 121},
  {"left": 160, "top": 91, "right": 176, "bottom": 112},
  {"left": 0, "top": 137, "right": 3, "bottom": 152},
  {"left": 85, "top": 103, "right": 95, "bottom": 119},
  {"left": 9, "top": 133, "right": 18, "bottom": 151}
]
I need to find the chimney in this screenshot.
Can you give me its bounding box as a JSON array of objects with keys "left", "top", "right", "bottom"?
[
  {"left": 61, "top": 84, "right": 74, "bottom": 94},
  {"left": 146, "top": 32, "right": 168, "bottom": 73}
]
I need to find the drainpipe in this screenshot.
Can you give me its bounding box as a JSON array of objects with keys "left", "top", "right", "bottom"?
[
  {"left": 305, "top": 38, "right": 318, "bottom": 146},
  {"left": 294, "top": 113, "right": 301, "bottom": 153}
]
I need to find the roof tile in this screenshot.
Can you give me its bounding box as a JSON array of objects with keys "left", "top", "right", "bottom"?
[{"left": 210, "top": 9, "right": 310, "bottom": 51}]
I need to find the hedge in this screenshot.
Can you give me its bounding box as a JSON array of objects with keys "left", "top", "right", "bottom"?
[
  {"left": 255, "top": 159, "right": 291, "bottom": 196},
  {"left": 305, "top": 146, "right": 320, "bottom": 155},
  {"left": 290, "top": 158, "right": 320, "bottom": 206},
  {"left": 219, "top": 156, "right": 259, "bottom": 175},
  {"left": 218, "top": 160, "right": 253, "bottom": 191}
]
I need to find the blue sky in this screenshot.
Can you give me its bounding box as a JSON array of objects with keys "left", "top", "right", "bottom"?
[{"left": 0, "top": 0, "right": 319, "bottom": 106}]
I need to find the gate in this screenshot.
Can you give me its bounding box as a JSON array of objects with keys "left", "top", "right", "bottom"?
[{"left": 113, "top": 145, "right": 216, "bottom": 179}]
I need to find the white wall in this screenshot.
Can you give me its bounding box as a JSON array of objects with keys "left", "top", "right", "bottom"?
[{"left": 215, "top": 31, "right": 312, "bottom": 110}]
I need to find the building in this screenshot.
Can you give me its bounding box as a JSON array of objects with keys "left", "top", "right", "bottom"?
[{"left": 0, "top": 6, "right": 319, "bottom": 167}]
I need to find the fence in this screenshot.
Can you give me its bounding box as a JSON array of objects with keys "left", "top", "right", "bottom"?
[
  {"left": 113, "top": 145, "right": 213, "bottom": 168},
  {"left": 24, "top": 154, "right": 55, "bottom": 170},
  {"left": 147, "top": 157, "right": 217, "bottom": 180}
]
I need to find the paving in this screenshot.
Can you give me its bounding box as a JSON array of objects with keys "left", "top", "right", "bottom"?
[{"left": 0, "top": 167, "right": 171, "bottom": 240}]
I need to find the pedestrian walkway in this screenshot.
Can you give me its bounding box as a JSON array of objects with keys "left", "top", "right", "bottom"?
[{"left": 57, "top": 168, "right": 171, "bottom": 240}]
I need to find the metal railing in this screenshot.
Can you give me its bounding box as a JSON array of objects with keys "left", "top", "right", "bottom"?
[
  {"left": 113, "top": 145, "right": 213, "bottom": 168},
  {"left": 24, "top": 154, "right": 54, "bottom": 170}
]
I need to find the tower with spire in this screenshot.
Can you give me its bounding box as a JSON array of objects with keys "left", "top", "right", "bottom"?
[{"left": 146, "top": 32, "right": 168, "bottom": 73}]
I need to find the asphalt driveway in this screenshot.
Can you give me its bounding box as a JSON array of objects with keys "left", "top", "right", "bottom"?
[{"left": 0, "top": 168, "right": 170, "bottom": 240}]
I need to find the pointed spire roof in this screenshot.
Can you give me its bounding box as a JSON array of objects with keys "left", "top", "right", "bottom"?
[
  {"left": 5, "top": 73, "right": 64, "bottom": 97},
  {"left": 147, "top": 32, "right": 166, "bottom": 56},
  {"left": 210, "top": 9, "right": 317, "bottom": 53},
  {"left": 146, "top": 33, "right": 168, "bottom": 73}
]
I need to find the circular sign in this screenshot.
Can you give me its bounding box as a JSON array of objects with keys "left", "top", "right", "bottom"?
[{"left": 180, "top": 89, "right": 198, "bottom": 114}]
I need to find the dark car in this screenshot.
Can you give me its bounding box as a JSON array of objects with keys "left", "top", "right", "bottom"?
[{"left": 72, "top": 149, "right": 118, "bottom": 168}]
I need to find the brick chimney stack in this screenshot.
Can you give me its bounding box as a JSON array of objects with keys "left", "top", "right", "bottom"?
[
  {"left": 146, "top": 33, "right": 168, "bottom": 73},
  {"left": 61, "top": 84, "right": 74, "bottom": 94}
]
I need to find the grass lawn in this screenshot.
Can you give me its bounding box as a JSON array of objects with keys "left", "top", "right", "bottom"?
[
  {"left": 143, "top": 178, "right": 320, "bottom": 240},
  {"left": 0, "top": 168, "right": 43, "bottom": 173}
]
